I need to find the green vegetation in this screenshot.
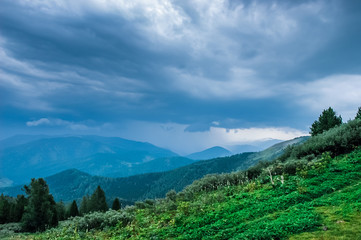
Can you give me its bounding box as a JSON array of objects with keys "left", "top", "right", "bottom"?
[
  {"left": 21, "top": 178, "right": 58, "bottom": 232},
  {"left": 310, "top": 107, "right": 342, "bottom": 136},
  {"left": 7, "top": 117, "right": 359, "bottom": 239},
  {"left": 68, "top": 200, "right": 79, "bottom": 218},
  {"left": 2, "top": 108, "right": 361, "bottom": 239},
  {"left": 112, "top": 198, "right": 121, "bottom": 211},
  {"left": 356, "top": 107, "right": 361, "bottom": 120}
]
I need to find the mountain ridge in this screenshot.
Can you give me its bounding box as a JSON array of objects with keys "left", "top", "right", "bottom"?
[
  {"left": 186, "top": 146, "right": 232, "bottom": 160},
  {"left": 0, "top": 135, "right": 178, "bottom": 186},
  {"left": 0, "top": 136, "right": 308, "bottom": 203}
]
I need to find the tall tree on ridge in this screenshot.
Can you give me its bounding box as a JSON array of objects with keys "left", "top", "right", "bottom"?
[
  {"left": 21, "top": 178, "right": 58, "bottom": 232},
  {"left": 310, "top": 107, "right": 342, "bottom": 136},
  {"left": 89, "top": 186, "right": 108, "bottom": 212}
]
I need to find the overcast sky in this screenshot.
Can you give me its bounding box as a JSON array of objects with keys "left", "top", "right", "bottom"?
[{"left": 1, "top": 0, "right": 361, "bottom": 154}]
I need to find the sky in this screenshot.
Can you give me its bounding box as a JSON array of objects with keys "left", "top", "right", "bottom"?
[{"left": 1, "top": 0, "right": 361, "bottom": 154}]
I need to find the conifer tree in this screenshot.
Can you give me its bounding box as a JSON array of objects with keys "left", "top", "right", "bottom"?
[
  {"left": 79, "top": 195, "right": 89, "bottom": 215},
  {"left": 0, "top": 194, "right": 10, "bottom": 224},
  {"left": 13, "top": 195, "right": 27, "bottom": 222},
  {"left": 356, "top": 107, "right": 361, "bottom": 120},
  {"left": 68, "top": 200, "right": 79, "bottom": 217},
  {"left": 56, "top": 201, "right": 66, "bottom": 221},
  {"left": 112, "top": 198, "right": 121, "bottom": 210},
  {"left": 21, "top": 178, "right": 58, "bottom": 232},
  {"left": 89, "top": 186, "right": 108, "bottom": 212},
  {"left": 310, "top": 107, "right": 342, "bottom": 136}
]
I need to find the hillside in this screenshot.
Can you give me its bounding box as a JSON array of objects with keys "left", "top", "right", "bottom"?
[
  {"left": 13, "top": 118, "right": 361, "bottom": 239},
  {"left": 23, "top": 120, "right": 361, "bottom": 239},
  {"left": 0, "top": 136, "right": 307, "bottom": 203},
  {"left": 186, "top": 146, "right": 232, "bottom": 160},
  {"left": 0, "top": 135, "right": 177, "bottom": 186}
]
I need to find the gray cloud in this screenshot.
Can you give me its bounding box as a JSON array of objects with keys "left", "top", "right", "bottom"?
[{"left": 1, "top": 0, "right": 361, "bottom": 151}]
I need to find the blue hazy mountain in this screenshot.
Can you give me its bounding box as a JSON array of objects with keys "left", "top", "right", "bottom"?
[
  {"left": 0, "top": 134, "right": 51, "bottom": 150},
  {"left": 186, "top": 146, "right": 232, "bottom": 160},
  {"left": 0, "top": 135, "right": 178, "bottom": 186},
  {"left": 74, "top": 155, "right": 195, "bottom": 177},
  {"left": 227, "top": 139, "right": 283, "bottom": 154},
  {"left": 0, "top": 136, "right": 308, "bottom": 203}
]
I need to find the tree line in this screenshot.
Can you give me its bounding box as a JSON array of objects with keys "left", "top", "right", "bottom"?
[{"left": 0, "top": 179, "right": 121, "bottom": 232}]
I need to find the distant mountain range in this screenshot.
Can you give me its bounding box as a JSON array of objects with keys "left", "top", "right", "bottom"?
[
  {"left": 0, "top": 136, "right": 308, "bottom": 204},
  {"left": 0, "top": 135, "right": 271, "bottom": 187},
  {"left": 0, "top": 135, "right": 179, "bottom": 186},
  {"left": 186, "top": 146, "right": 232, "bottom": 160}
]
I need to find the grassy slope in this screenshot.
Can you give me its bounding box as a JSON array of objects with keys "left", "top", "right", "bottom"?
[
  {"left": 21, "top": 146, "right": 361, "bottom": 240},
  {"left": 112, "top": 149, "right": 361, "bottom": 240}
]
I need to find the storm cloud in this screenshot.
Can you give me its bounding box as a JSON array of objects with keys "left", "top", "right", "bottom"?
[{"left": 1, "top": 0, "right": 361, "bottom": 153}]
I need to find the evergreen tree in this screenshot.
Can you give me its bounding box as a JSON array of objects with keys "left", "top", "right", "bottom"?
[
  {"left": 112, "top": 198, "right": 121, "bottom": 210},
  {"left": 89, "top": 186, "right": 108, "bottom": 212},
  {"left": 0, "top": 194, "right": 10, "bottom": 224},
  {"left": 21, "top": 178, "right": 58, "bottom": 232},
  {"left": 356, "top": 107, "right": 361, "bottom": 120},
  {"left": 68, "top": 200, "right": 79, "bottom": 217},
  {"left": 310, "top": 107, "right": 342, "bottom": 136},
  {"left": 56, "top": 201, "right": 66, "bottom": 221},
  {"left": 79, "top": 195, "right": 89, "bottom": 215},
  {"left": 166, "top": 190, "right": 177, "bottom": 202},
  {"left": 13, "top": 195, "right": 27, "bottom": 222}
]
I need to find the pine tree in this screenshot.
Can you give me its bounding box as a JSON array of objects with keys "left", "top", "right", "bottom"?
[
  {"left": 79, "top": 195, "right": 89, "bottom": 215},
  {"left": 56, "top": 201, "right": 66, "bottom": 221},
  {"left": 356, "top": 107, "right": 361, "bottom": 120},
  {"left": 13, "top": 195, "right": 27, "bottom": 222},
  {"left": 112, "top": 198, "right": 121, "bottom": 210},
  {"left": 68, "top": 200, "right": 79, "bottom": 217},
  {"left": 0, "top": 194, "right": 10, "bottom": 224},
  {"left": 310, "top": 107, "right": 342, "bottom": 136},
  {"left": 21, "top": 178, "right": 58, "bottom": 232},
  {"left": 89, "top": 186, "right": 108, "bottom": 212}
]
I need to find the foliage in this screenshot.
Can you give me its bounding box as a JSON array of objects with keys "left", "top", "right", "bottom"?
[
  {"left": 356, "top": 106, "right": 361, "bottom": 120},
  {"left": 0, "top": 194, "right": 10, "bottom": 224},
  {"left": 112, "top": 198, "right": 121, "bottom": 211},
  {"left": 0, "top": 222, "right": 22, "bottom": 238},
  {"left": 21, "top": 178, "right": 58, "bottom": 232},
  {"left": 22, "top": 144, "right": 361, "bottom": 239},
  {"left": 56, "top": 201, "right": 66, "bottom": 221},
  {"left": 280, "top": 118, "right": 361, "bottom": 161},
  {"left": 89, "top": 186, "right": 108, "bottom": 212},
  {"left": 68, "top": 200, "right": 79, "bottom": 218},
  {"left": 310, "top": 107, "right": 342, "bottom": 136},
  {"left": 79, "top": 195, "right": 89, "bottom": 215}
]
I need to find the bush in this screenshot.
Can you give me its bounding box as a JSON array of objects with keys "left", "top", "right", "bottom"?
[{"left": 61, "top": 209, "right": 135, "bottom": 232}]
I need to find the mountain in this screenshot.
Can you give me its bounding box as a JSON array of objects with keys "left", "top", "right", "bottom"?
[
  {"left": 186, "top": 146, "right": 232, "bottom": 160},
  {"left": 227, "top": 139, "right": 283, "bottom": 154},
  {"left": 0, "top": 136, "right": 308, "bottom": 203},
  {"left": 0, "top": 134, "right": 51, "bottom": 150},
  {"left": 0, "top": 135, "right": 178, "bottom": 186},
  {"left": 75, "top": 155, "right": 195, "bottom": 178}
]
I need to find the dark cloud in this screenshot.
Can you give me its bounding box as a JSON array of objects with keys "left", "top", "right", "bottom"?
[{"left": 1, "top": 0, "right": 361, "bottom": 151}]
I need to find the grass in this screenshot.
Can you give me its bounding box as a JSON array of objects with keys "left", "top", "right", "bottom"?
[{"left": 3, "top": 147, "right": 361, "bottom": 239}]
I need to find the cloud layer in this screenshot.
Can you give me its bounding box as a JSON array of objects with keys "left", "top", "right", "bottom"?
[{"left": 1, "top": 0, "right": 361, "bottom": 151}]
